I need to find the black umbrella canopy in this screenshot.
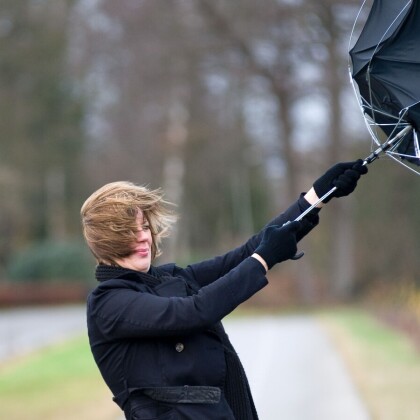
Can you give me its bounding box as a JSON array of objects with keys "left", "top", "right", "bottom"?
[{"left": 350, "top": 0, "right": 420, "bottom": 166}]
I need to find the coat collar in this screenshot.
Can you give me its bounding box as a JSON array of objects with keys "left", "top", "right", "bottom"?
[
  {"left": 95, "top": 264, "right": 166, "bottom": 286},
  {"left": 94, "top": 264, "right": 191, "bottom": 297}
]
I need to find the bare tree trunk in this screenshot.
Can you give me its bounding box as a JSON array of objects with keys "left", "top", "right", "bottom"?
[
  {"left": 277, "top": 94, "right": 299, "bottom": 202},
  {"left": 195, "top": 0, "right": 299, "bottom": 201},
  {"left": 330, "top": 200, "right": 355, "bottom": 297},
  {"left": 195, "top": 0, "right": 317, "bottom": 301},
  {"left": 323, "top": 4, "right": 355, "bottom": 298},
  {"left": 230, "top": 161, "right": 255, "bottom": 236},
  {"left": 46, "top": 168, "right": 67, "bottom": 241},
  {"left": 162, "top": 95, "right": 190, "bottom": 261}
]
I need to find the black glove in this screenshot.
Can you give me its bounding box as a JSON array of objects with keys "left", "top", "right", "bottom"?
[
  {"left": 313, "top": 159, "right": 368, "bottom": 203},
  {"left": 254, "top": 221, "right": 302, "bottom": 269}
]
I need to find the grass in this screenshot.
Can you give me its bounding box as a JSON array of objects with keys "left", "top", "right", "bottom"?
[
  {"left": 0, "top": 335, "right": 121, "bottom": 420},
  {"left": 320, "top": 307, "right": 420, "bottom": 420}
]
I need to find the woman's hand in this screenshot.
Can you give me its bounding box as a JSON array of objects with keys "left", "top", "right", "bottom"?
[
  {"left": 313, "top": 159, "right": 368, "bottom": 203},
  {"left": 253, "top": 221, "right": 302, "bottom": 270}
]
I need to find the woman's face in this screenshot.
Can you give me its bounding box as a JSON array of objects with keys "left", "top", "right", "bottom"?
[{"left": 115, "top": 211, "right": 153, "bottom": 272}]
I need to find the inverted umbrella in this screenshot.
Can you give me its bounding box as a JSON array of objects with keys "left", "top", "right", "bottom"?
[
  {"left": 349, "top": 0, "right": 420, "bottom": 169},
  {"left": 296, "top": 0, "right": 420, "bottom": 222}
]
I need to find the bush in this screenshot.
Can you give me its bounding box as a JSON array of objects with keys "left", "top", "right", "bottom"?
[{"left": 6, "top": 240, "right": 95, "bottom": 284}]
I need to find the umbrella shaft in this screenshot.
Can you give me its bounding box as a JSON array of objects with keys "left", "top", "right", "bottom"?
[
  {"left": 295, "top": 187, "right": 337, "bottom": 221},
  {"left": 363, "top": 125, "right": 413, "bottom": 164}
]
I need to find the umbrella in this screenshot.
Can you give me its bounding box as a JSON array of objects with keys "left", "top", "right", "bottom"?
[
  {"left": 289, "top": 0, "right": 420, "bottom": 255},
  {"left": 349, "top": 0, "right": 420, "bottom": 170},
  {"left": 302, "top": 0, "right": 420, "bottom": 214}
]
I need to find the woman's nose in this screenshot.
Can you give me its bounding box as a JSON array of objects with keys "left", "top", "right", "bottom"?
[{"left": 137, "top": 229, "right": 148, "bottom": 240}]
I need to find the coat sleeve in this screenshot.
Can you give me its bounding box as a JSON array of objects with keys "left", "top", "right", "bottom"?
[
  {"left": 89, "top": 257, "right": 267, "bottom": 340},
  {"left": 182, "top": 194, "right": 320, "bottom": 288}
]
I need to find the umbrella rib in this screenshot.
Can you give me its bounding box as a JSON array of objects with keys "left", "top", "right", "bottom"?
[
  {"left": 348, "top": 0, "right": 369, "bottom": 54},
  {"left": 362, "top": 102, "right": 407, "bottom": 123},
  {"left": 386, "top": 153, "right": 420, "bottom": 175}
]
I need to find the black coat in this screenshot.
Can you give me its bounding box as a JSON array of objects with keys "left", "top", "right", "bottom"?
[{"left": 86, "top": 195, "right": 319, "bottom": 420}]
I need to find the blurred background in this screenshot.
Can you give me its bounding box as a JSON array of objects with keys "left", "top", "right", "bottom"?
[
  {"left": 1, "top": 0, "right": 419, "bottom": 307},
  {"left": 0, "top": 0, "right": 419, "bottom": 419}
]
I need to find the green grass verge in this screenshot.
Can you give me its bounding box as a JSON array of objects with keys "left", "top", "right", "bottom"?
[
  {"left": 0, "top": 335, "right": 119, "bottom": 420},
  {"left": 320, "top": 307, "right": 420, "bottom": 420}
]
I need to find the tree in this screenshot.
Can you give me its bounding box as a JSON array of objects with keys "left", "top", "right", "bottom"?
[
  {"left": 0, "top": 0, "right": 86, "bottom": 270},
  {"left": 70, "top": 0, "right": 272, "bottom": 259},
  {"left": 194, "top": 0, "right": 366, "bottom": 298}
]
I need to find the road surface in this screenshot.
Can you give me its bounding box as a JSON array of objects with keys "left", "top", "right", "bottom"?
[
  {"left": 0, "top": 304, "right": 86, "bottom": 362},
  {"left": 224, "top": 315, "right": 370, "bottom": 420}
]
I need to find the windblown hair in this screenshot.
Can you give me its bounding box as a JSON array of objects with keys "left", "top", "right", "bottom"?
[{"left": 81, "top": 181, "right": 176, "bottom": 264}]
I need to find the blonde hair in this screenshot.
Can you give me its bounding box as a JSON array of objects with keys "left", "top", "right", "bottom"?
[{"left": 81, "top": 181, "right": 176, "bottom": 264}]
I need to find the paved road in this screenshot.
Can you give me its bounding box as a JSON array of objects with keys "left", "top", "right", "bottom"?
[
  {"left": 0, "top": 307, "right": 370, "bottom": 420},
  {"left": 0, "top": 304, "right": 86, "bottom": 362},
  {"left": 223, "top": 315, "right": 370, "bottom": 420}
]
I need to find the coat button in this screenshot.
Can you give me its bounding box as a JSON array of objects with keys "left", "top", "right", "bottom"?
[{"left": 175, "top": 342, "right": 184, "bottom": 352}]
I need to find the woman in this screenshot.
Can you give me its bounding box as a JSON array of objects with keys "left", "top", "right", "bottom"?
[{"left": 81, "top": 160, "right": 367, "bottom": 420}]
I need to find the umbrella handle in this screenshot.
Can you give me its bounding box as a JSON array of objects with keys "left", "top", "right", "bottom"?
[
  {"left": 281, "top": 220, "right": 306, "bottom": 260},
  {"left": 295, "top": 125, "right": 413, "bottom": 222},
  {"left": 291, "top": 250, "right": 305, "bottom": 260}
]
